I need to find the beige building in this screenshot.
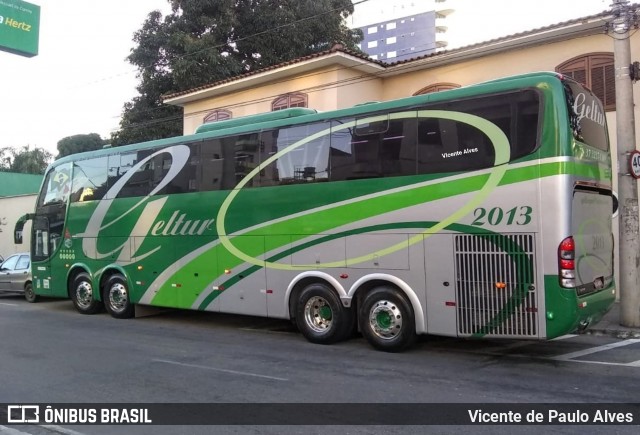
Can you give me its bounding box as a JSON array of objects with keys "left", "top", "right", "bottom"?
[
  {"left": 164, "top": 10, "right": 632, "bottom": 164},
  {"left": 0, "top": 172, "right": 41, "bottom": 258}
]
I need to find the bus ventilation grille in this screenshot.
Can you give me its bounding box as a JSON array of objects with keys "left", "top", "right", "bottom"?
[{"left": 454, "top": 233, "right": 537, "bottom": 338}]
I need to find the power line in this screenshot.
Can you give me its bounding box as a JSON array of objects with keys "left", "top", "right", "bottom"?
[
  {"left": 107, "top": 19, "right": 614, "bottom": 136},
  {"left": 70, "top": 0, "right": 373, "bottom": 90}
]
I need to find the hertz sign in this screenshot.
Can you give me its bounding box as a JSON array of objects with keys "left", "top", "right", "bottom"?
[{"left": 0, "top": 0, "right": 39, "bottom": 57}]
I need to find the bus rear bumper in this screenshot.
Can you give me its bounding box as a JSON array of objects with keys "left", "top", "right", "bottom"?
[
  {"left": 574, "top": 286, "right": 617, "bottom": 332},
  {"left": 544, "top": 275, "right": 616, "bottom": 339}
]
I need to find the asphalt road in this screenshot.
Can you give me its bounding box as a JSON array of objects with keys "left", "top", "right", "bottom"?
[{"left": 0, "top": 294, "right": 638, "bottom": 435}]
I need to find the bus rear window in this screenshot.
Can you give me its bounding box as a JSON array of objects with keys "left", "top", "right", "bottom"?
[{"left": 564, "top": 81, "right": 608, "bottom": 151}]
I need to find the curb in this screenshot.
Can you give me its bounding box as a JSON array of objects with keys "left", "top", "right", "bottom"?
[{"left": 581, "top": 328, "right": 640, "bottom": 339}]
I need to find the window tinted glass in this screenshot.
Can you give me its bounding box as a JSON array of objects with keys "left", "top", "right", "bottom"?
[
  {"left": 104, "top": 144, "right": 199, "bottom": 198},
  {"left": 330, "top": 114, "right": 418, "bottom": 181},
  {"left": 39, "top": 164, "right": 72, "bottom": 207},
  {"left": 421, "top": 89, "right": 540, "bottom": 166},
  {"left": 232, "top": 133, "right": 261, "bottom": 188},
  {"left": 71, "top": 157, "right": 108, "bottom": 202},
  {"left": 564, "top": 81, "right": 608, "bottom": 151},
  {"left": 260, "top": 123, "right": 331, "bottom": 186},
  {"left": 199, "top": 138, "right": 229, "bottom": 191},
  {"left": 417, "top": 117, "right": 496, "bottom": 174}
]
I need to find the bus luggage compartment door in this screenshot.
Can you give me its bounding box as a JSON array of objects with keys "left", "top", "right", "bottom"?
[{"left": 452, "top": 233, "right": 539, "bottom": 338}]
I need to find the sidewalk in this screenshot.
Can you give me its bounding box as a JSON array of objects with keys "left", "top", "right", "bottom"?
[{"left": 583, "top": 302, "right": 640, "bottom": 338}]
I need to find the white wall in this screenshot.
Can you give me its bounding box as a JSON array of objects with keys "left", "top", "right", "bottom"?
[{"left": 0, "top": 195, "right": 36, "bottom": 258}]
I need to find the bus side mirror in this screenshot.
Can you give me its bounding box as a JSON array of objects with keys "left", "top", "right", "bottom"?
[{"left": 14, "top": 213, "right": 34, "bottom": 244}]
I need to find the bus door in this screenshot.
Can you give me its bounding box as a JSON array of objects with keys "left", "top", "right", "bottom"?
[
  {"left": 31, "top": 215, "right": 54, "bottom": 296},
  {"left": 570, "top": 185, "right": 614, "bottom": 295}
]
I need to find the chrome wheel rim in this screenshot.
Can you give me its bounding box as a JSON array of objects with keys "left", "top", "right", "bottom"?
[
  {"left": 368, "top": 299, "right": 403, "bottom": 340},
  {"left": 75, "top": 281, "right": 94, "bottom": 309},
  {"left": 108, "top": 282, "right": 129, "bottom": 313},
  {"left": 304, "top": 296, "right": 333, "bottom": 333}
]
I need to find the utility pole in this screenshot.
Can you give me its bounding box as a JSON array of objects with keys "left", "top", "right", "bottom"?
[{"left": 609, "top": 0, "right": 640, "bottom": 327}]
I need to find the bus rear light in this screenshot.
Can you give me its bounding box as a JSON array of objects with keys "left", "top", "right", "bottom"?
[
  {"left": 560, "top": 259, "right": 575, "bottom": 270},
  {"left": 558, "top": 236, "right": 576, "bottom": 288},
  {"left": 559, "top": 237, "right": 575, "bottom": 256}
]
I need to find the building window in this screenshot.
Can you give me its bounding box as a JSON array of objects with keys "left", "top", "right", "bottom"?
[
  {"left": 386, "top": 36, "right": 397, "bottom": 45},
  {"left": 368, "top": 40, "right": 378, "bottom": 49},
  {"left": 368, "top": 26, "right": 377, "bottom": 34},
  {"left": 272, "top": 93, "right": 308, "bottom": 111},
  {"left": 386, "top": 22, "right": 397, "bottom": 30},
  {"left": 203, "top": 109, "right": 232, "bottom": 123},
  {"left": 556, "top": 53, "right": 616, "bottom": 110},
  {"left": 413, "top": 83, "right": 461, "bottom": 96},
  {"left": 387, "top": 51, "right": 397, "bottom": 59}
]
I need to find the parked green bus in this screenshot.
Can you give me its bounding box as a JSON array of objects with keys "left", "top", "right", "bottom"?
[{"left": 16, "top": 72, "right": 615, "bottom": 351}]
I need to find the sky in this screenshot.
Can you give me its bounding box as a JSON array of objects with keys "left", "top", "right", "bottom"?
[{"left": 0, "top": 0, "right": 611, "bottom": 157}]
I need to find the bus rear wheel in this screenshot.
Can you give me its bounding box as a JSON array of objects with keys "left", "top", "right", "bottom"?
[
  {"left": 70, "top": 272, "right": 103, "bottom": 315},
  {"left": 104, "top": 274, "right": 134, "bottom": 319},
  {"left": 359, "top": 286, "right": 416, "bottom": 352},
  {"left": 295, "top": 283, "right": 354, "bottom": 345}
]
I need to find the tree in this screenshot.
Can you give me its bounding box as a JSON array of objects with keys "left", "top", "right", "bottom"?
[
  {"left": 0, "top": 146, "right": 53, "bottom": 174},
  {"left": 111, "top": 0, "right": 361, "bottom": 146},
  {"left": 57, "top": 133, "right": 108, "bottom": 159}
]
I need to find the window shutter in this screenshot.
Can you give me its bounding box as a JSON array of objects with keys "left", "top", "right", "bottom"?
[{"left": 556, "top": 53, "right": 615, "bottom": 111}]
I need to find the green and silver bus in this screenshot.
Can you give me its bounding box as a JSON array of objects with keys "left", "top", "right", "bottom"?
[{"left": 16, "top": 72, "right": 615, "bottom": 351}]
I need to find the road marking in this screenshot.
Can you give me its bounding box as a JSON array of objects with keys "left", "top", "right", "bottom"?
[
  {"left": 552, "top": 338, "right": 640, "bottom": 361},
  {"left": 558, "top": 359, "right": 640, "bottom": 367},
  {"left": 0, "top": 303, "right": 18, "bottom": 306},
  {"left": 152, "top": 358, "right": 288, "bottom": 381},
  {"left": 0, "top": 424, "right": 88, "bottom": 435},
  {"left": 0, "top": 426, "right": 32, "bottom": 435},
  {"left": 550, "top": 334, "right": 578, "bottom": 341},
  {"left": 40, "top": 425, "right": 87, "bottom": 435}
]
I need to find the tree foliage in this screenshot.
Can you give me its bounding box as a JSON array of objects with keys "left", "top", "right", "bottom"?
[
  {"left": 0, "top": 146, "right": 53, "bottom": 175},
  {"left": 111, "top": 0, "right": 361, "bottom": 146},
  {"left": 56, "top": 133, "right": 108, "bottom": 159}
]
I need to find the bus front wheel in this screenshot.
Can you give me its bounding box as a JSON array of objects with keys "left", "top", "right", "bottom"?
[
  {"left": 359, "top": 286, "right": 416, "bottom": 352},
  {"left": 70, "top": 272, "right": 103, "bottom": 315},
  {"left": 295, "top": 283, "right": 354, "bottom": 345},
  {"left": 104, "top": 274, "right": 134, "bottom": 319}
]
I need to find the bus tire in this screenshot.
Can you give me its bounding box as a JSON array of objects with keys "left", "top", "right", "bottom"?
[
  {"left": 24, "top": 282, "right": 38, "bottom": 303},
  {"left": 104, "top": 274, "right": 134, "bottom": 319},
  {"left": 359, "top": 286, "right": 416, "bottom": 352},
  {"left": 295, "top": 283, "right": 354, "bottom": 345},
  {"left": 70, "top": 272, "right": 103, "bottom": 315}
]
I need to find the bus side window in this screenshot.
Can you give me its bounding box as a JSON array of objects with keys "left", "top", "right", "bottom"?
[
  {"left": 163, "top": 142, "right": 199, "bottom": 194},
  {"left": 260, "top": 123, "right": 330, "bottom": 186},
  {"left": 71, "top": 157, "right": 108, "bottom": 202},
  {"left": 417, "top": 118, "right": 446, "bottom": 174},
  {"left": 199, "top": 139, "right": 225, "bottom": 191}
]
